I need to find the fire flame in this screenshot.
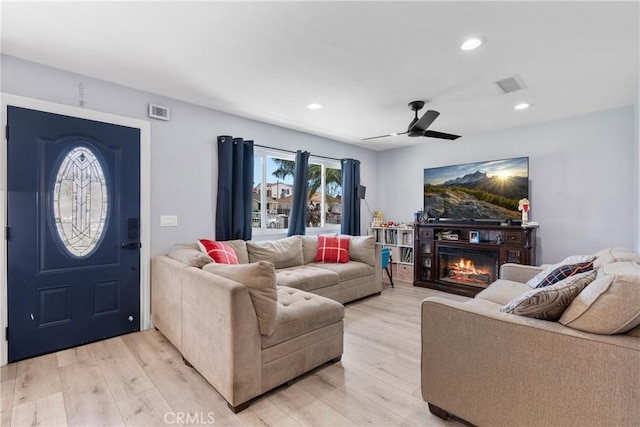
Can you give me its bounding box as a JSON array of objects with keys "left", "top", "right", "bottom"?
[
  {"left": 442, "top": 256, "right": 494, "bottom": 286},
  {"left": 458, "top": 258, "right": 480, "bottom": 274}
]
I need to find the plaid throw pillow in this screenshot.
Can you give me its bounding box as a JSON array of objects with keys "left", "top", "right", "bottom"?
[
  {"left": 316, "top": 235, "right": 350, "bottom": 263},
  {"left": 198, "top": 239, "right": 239, "bottom": 265},
  {"left": 535, "top": 261, "right": 594, "bottom": 288}
]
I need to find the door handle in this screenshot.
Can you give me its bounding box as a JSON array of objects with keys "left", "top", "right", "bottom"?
[{"left": 121, "top": 242, "right": 141, "bottom": 250}]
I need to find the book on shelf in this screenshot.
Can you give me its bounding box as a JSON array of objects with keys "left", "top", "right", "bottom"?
[{"left": 402, "top": 248, "right": 413, "bottom": 263}]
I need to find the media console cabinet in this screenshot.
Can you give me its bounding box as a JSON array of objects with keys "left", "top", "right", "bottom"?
[{"left": 414, "top": 222, "right": 537, "bottom": 297}]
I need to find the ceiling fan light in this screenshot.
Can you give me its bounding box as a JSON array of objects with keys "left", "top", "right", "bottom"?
[
  {"left": 460, "top": 38, "right": 484, "bottom": 51},
  {"left": 514, "top": 103, "right": 531, "bottom": 110}
]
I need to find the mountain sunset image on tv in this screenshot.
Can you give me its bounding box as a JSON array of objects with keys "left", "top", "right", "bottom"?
[{"left": 424, "top": 157, "right": 529, "bottom": 221}]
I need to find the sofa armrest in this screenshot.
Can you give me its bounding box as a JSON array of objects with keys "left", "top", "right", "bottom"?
[
  {"left": 374, "top": 243, "right": 382, "bottom": 289},
  {"left": 180, "top": 266, "right": 262, "bottom": 407},
  {"left": 151, "top": 256, "right": 187, "bottom": 350},
  {"left": 421, "top": 297, "right": 640, "bottom": 427},
  {"left": 499, "top": 262, "right": 542, "bottom": 283}
]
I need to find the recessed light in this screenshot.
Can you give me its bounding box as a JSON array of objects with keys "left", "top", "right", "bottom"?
[
  {"left": 514, "top": 103, "right": 531, "bottom": 110},
  {"left": 306, "top": 103, "right": 323, "bottom": 110},
  {"left": 460, "top": 37, "right": 484, "bottom": 51}
]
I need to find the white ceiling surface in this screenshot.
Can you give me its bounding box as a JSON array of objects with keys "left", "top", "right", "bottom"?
[{"left": 1, "top": 1, "right": 638, "bottom": 151}]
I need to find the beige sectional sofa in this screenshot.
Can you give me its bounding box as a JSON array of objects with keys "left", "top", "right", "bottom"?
[
  {"left": 151, "top": 234, "right": 381, "bottom": 412},
  {"left": 421, "top": 247, "right": 640, "bottom": 427},
  {"left": 243, "top": 235, "right": 383, "bottom": 303}
]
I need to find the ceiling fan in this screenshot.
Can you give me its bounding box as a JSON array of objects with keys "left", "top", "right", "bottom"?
[{"left": 363, "top": 100, "right": 461, "bottom": 141}]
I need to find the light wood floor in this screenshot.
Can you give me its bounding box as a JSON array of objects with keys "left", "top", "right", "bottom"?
[{"left": 1, "top": 280, "right": 469, "bottom": 427}]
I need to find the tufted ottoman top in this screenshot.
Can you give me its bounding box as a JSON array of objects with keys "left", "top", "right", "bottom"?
[{"left": 261, "top": 287, "right": 345, "bottom": 349}]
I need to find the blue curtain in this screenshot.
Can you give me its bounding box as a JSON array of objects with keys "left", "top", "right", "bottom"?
[
  {"left": 216, "top": 136, "right": 254, "bottom": 241},
  {"left": 287, "top": 150, "right": 310, "bottom": 236},
  {"left": 341, "top": 159, "right": 361, "bottom": 236}
]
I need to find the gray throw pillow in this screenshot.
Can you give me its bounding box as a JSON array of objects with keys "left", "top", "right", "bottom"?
[
  {"left": 559, "top": 262, "right": 640, "bottom": 334},
  {"left": 167, "top": 243, "right": 213, "bottom": 268},
  {"left": 246, "top": 236, "right": 303, "bottom": 269},
  {"left": 346, "top": 235, "right": 376, "bottom": 266},
  {"left": 203, "top": 261, "right": 277, "bottom": 336}
]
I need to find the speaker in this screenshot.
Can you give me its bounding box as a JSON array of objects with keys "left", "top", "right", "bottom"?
[{"left": 356, "top": 185, "right": 366, "bottom": 199}]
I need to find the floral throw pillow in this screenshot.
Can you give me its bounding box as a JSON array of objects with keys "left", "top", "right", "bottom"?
[{"left": 501, "top": 270, "right": 597, "bottom": 321}]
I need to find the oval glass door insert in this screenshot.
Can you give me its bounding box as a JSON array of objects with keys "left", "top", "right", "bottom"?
[{"left": 53, "top": 146, "right": 108, "bottom": 257}]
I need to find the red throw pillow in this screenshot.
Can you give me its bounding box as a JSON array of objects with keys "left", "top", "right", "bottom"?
[
  {"left": 198, "top": 239, "right": 239, "bottom": 265},
  {"left": 316, "top": 235, "right": 350, "bottom": 263}
]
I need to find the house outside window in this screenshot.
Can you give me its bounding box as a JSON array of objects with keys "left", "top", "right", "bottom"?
[{"left": 253, "top": 149, "right": 341, "bottom": 232}]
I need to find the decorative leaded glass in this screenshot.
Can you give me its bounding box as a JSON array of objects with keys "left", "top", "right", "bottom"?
[{"left": 53, "top": 146, "right": 108, "bottom": 257}]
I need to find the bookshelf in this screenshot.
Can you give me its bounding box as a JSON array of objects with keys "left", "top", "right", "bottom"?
[{"left": 370, "top": 227, "right": 414, "bottom": 282}]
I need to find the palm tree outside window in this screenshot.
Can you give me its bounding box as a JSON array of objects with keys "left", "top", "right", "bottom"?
[{"left": 252, "top": 151, "right": 342, "bottom": 230}]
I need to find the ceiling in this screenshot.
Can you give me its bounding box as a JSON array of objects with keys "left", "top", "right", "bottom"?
[{"left": 1, "top": 1, "right": 638, "bottom": 151}]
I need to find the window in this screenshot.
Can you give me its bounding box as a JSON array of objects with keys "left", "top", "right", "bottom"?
[
  {"left": 253, "top": 150, "right": 342, "bottom": 231},
  {"left": 53, "top": 146, "right": 108, "bottom": 257}
]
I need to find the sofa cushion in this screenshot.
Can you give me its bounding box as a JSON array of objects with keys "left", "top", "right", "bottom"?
[
  {"left": 167, "top": 243, "right": 213, "bottom": 268},
  {"left": 310, "top": 261, "right": 375, "bottom": 282},
  {"left": 222, "top": 239, "right": 249, "bottom": 264},
  {"left": 593, "top": 247, "right": 640, "bottom": 269},
  {"left": 198, "top": 239, "right": 239, "bottom": 264},
  {"left": 626, "top": 324, "right": 640, "bottom": 337},
  {"left": 203, "top": 261, "right": 277, "bottom": 336},
  {"left": 347, "top": 235, "right": 376, "bottom": 267},
  {"left": 475, "top": 279, "right": 532, "bottom": 305},
  {"left": 501, "top": 270, "right": 597, "bottom": 321},
  {"left": 246, "top": 236, "right": 303, "bottom": 269},
  {"left": 559, "top": 261, "right": 640, "bottom": 334},
  {"left": 534, "top": 261, "right": 594, "bottom": 288},
  {"left": 262, "top": 287, "right": 344, "bottom": 349},
  {"left": 464, "top": 298, "right": 505, "bottom": 312},
  {"left": 316, "top": 235, "right": 350, "bottom": 263},
  {"left": 526, "top": 255, "right": 596, "bottom": 288},
  {"left": 301, "top": 235, "right": 320, "bottom": 265},
  {"left": 276, "top": 265, "right": 340, "bottom": 292}
]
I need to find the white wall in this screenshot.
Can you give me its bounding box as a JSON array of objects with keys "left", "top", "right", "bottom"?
[
  {"left": 377, "top": 106, "right": 637, "bottom": 264},
  {"left": 1, "top": 55, "right": 379, "bottom": 255},
  {"left": 635, "top": 98, "right": 640, "bottom": 253}
]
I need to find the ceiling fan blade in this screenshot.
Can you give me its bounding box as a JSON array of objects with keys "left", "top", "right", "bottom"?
[
  {"left": 362, "top": 131, "right": 408, "bottom": 141},
  {"left": 411, "top": 110, "right": 440, "bottom": 132},
  {"left": 423, "top": 130, "right": 461, "bottom": 140}
]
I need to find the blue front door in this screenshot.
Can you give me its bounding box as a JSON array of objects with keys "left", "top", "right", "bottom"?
[{"left": 7, "top": 106, "right": 141, "bottom": 362}]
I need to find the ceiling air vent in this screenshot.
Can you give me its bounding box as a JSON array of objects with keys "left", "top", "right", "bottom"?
[
  {"left": 148, "top": 103, "right": 170, "bottom": 121},
  {"left": 496, "top": 75, "right": 527, "bottom": 94}
]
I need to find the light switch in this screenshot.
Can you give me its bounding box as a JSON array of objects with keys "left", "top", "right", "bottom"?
[{"left": 160, "top": 215, "right": 178, "bottom": 227}]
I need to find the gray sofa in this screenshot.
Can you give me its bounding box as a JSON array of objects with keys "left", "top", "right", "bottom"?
[
  {"left": 421, "top": 247, "right": 640, "bottom": 426},
  {"left": 151, "top": 234, "right": 381, "bottom": 411}
]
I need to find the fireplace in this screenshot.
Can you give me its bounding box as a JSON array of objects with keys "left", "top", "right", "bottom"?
[{"left": 437, "top": 245, "right": 499, "bottom": 288}]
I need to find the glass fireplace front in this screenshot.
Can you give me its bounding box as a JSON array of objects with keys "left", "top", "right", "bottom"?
[{"left": 437, "top": 245, "right": 499, "bottom": 288}]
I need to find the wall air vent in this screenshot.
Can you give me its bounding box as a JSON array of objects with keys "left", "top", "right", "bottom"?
[
  {"left": 148, "top": 104, "right": 170, "bottom": 121},
  {"left": 496, "top": 75, "right": 527, "bottom": 94}
]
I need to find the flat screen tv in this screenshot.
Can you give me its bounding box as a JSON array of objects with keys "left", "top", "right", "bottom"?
[{"left": 424, "top": 157, "right": 529, "bottom": 221}]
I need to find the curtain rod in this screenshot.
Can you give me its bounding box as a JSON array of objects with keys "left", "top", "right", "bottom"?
[{"left": 254, "top": 144, "right": 343, "bottom": 162}]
